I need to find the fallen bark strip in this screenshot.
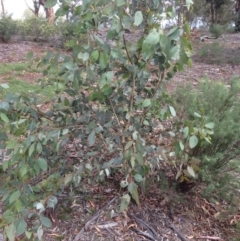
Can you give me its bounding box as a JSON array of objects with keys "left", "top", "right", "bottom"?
[
  {"left": 196, "top": 236, "right": 223, "bottom": 240},
  {"left": 166, "top": 223, "right": 189, "bottom": 241},
  {"left": 128, "top": 212, "right": 159, "bottom": 238},
  {"left": 131, "top": 227, "right": 157, "bottom": 241},
  {"left": 73, "top": 195, "right": 118, "bottom": 241}
]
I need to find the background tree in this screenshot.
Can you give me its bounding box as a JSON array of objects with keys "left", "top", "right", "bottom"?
[
  {"left": 236, "top": 0, "right": 240, "bottom": 31},
  {"left": 204, "top": 0, "right": 235, "bottom": 24},
  {"left": 0, "top": 0, "right": 5, "bottom": 16},
  {"left": 39, "top": 0, "right": 54, "bottom": 23},
  {"left": 185, "top": 0, "right": 235, "bottom": 27},
  {"left": 25, "top": 0, "right": 54, "bottom": 23}
]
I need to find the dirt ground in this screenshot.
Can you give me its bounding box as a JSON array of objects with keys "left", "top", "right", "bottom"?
[{"left": 0, "top": 33, "right": 240, "bottom": 241}]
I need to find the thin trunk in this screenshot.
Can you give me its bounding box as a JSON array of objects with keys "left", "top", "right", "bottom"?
[
  {"left": 39, "top": 0, "right": 55, "bottom": 23},
  {"left": 24, "top": 0, "right": 40, "bottom": 17},
  {"left": 235, "top": 0, "right": 240, "bottom": 31},
  {"left": 44, "top": 7, "right": 54, "bottom": 24},
  {"left": 1, "top": 0, "right": 5, "bottom": 16},
  {"left": 210, "top": 0, "right": 216, "bottom": 23}
]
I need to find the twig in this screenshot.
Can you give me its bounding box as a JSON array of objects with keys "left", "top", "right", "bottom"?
[
  {"left": 166, "top": 223, "right": 189, "bottom": 241},
  {"left": 109, "top": 98, "right": 121, "bottom": 127},
  {"left": 196, "top": 236, "right": 223, "bottom": 240},
  {"left": 128, "top": 212, "right": 158, "bottom": 238},
  {"left": 73, "top": 196, "right": 118, "bottom": 241},
  {"left": 131, "top": 227, "right": 156, "bottom": 241},
  {"left": 96, "top": 222, "right": 118, "bottom": 229}
]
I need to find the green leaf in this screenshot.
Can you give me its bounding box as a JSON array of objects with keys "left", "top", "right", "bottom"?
[
  {"left": 120, "top": 180, "right": 128, "bottom": 188},
  {"left": 102, "top": 84, "right": 113, "bottom": 96},
  {"left": 37, "top": 226, "right": 43, "bottom": 240},
  {"left": 36, "top": 142, "right": 42, "bottom": 154},
  {"left": 120, "top": 194, "right": 130, "bottom": 212},
  {"left": 40, "top": 216, "right": 52, "bottom": 228},
  {"left": 20, "top": 166, "right": 28, "bottom": 178},
  {"left": 189, "top": 135, "right": 198, "bottom": 148},
  {"left": 194, "top": 112, "right": 201, "bottom": 118},
  {"left": 26, "top": 51, "right": 33, "bottom": 60},
  {"left": 183, "top": 127, "right": 189, "bottom": 138},
  {"left": 25, "top": 231, "right": 32, "bottom": 239},
  {"left": 134, "top": 174, "right": 142, "bottom": 182},
  {"left": 6, "top": 224, "right": 15, "bottom": 241},
  {"left": 99, "top": 52, "right": 108, "bottom": 69},
  {"left": 88, "top": 130, "right": 96, "bottom": 147},
  {"left": 136, "top": 153, "right": 143, "bottom": 165},
  {"left": 0, "top": 112, "right": 9, "bottom": 123},
  {"left": 144, "top": 29, "right": 159, "bottom": 45},
  {"left": 186, "top": 0, "right": 193, "bottom": 10},
  {"left": 142, "top": 99, "right": 151, "bottom": 108},
  {"left": 28, "top": 143, "right": 35, "bottom": 157},
  {"left": 170, "top": 45, "right": 180, "bottom": 60},
  {"left": 187, "top": 166, "right": 195, "bottom": 178},
  {"left": 134, "top": 11, "right": 143, "bottom": 26},
  {"left": 16, "top": 218, "right": 27, "bottom": 236},
  {"left": 44, "top": 0, "right": 57, "bottom": 8},
  {"left": 116, "top": 0, "right": 125, "bottom": 7},
  {"left": 78, "top": 52, "right": 89, "bottom": 61},
  {"left": 169, "top": 106, "right": 176, "bottom": 117},
  {"left": 46, "top": 196, "right": 58, "bottom": 209},
  {"left": 0, "top": 83, "right": 9, "bottom": 89},
  {"left": 179, "top": 141, "right": 184, "bottom": 151},
  {"left": 64, "top": 174, "right": 73, "bottom": 186},
  {"left": 205, "top": 122, "right": 215, "bottom": 129},
  {"left": 91, "top": 50, "right": 99, "bottom": 62},
  {"left": 38, "top": 158, "right": 48, "bottom": 171},
  {"left": 55, "top": 5, "right": 69, "bottom": 17},
  {"left": 143, "top": 120, "right": 149, "bottom": 126},
  {"left": 9, "top": 190, "right": 21, "bottom": 204},
  {"left": 125, "top": 141, "right": 133, "bottom": 150},
  {"left": 128, "top": 182, "right": 140, "bottom": 205}
]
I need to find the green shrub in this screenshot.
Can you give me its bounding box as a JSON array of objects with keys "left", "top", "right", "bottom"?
[
  {"left": 173, "top": 78, "right": 240, "bottom": 202},
  {"left": 56, "top": 20, "right": 88, "bottom": 48},
  {"left": 198, "top": 42, "right": 224, "bottom": 64},
  {"left": 57, "top": 20, "right": 77, "bottom": 45},
  {"left": 16, "top": 17, "right": 57, "bottom": 41},
  {"left": 0, "top": 15, "right": 17, "bottom": 42},
  {"left": 0, "top": 1, "right": 194, "bottom": 239},
  {"left": 209, "top": 24, "right": 226, "bottom": 38}
]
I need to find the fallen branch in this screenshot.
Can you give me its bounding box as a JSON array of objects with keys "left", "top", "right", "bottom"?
[
  {"left": 128, "top": 212, "right": 159, "bottom": 238},
  {"left": 200, "top": 34, "right": 226, "bottom": 42},
  {"left": 131, "top": 227, "right": 157, "bottom": 241},
  {"left": 73, "top": 196, "right": 118, "bottom": 241},
  {"left": 196, "top": 235, "right": 223, "bottom": 240},
  {"left": 166, "top": 223, "right": 189, "bottom": 241},
  {"left": 96, "top": 222, "right": 118, "bottom": 229}
]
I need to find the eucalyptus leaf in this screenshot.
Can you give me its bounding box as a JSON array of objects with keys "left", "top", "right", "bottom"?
[
  {"left": 142, "top": 99, "right": 151, "bottom": 108},
  {"left": 120, "top": 194, "right": 130, "bottom": 212},
  {"left": 205, "top": 122, "right": 215, "bottom": 129},
  {"left": 44, "top": 0, "right": 57, "bottom": 8},
  {"left": 0, "top": 112, "right": 9, "bottom": 123},
  {"left": 38, "top": 158, "right": 48, "bottom": 171},
  {"left": 134, "top": 11, "right": 143, "bottom": 26},
  {"left": 187, "top": 166, "right": 196, "bottom": 178},
  {"left": 15, "top": 218, "right": 27, "bottom": 236},
  {"left": 169, "top": 106, "right": 176, "bottom": 117},
  {"left": 9, "top": 190, "right": 21, "bottom": 204},
  {"left": 6, "top": 224, "right": 15, "bottom": 241},
  {"left": 128, "top": 182, "right": 140, "bottom": 205},
  {"left": 40, "top": 216, "right": 52, "bottom": 228},
  {"left": 189, "top": 135, "right": 198, "bottom": 149},
  {"left": 88, "top": 131, "right": 96, "bottom": 147}
]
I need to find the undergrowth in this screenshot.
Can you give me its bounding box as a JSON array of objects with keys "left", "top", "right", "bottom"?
[{"left": 173, "top": 77, "right": 240, "bottom": 204}]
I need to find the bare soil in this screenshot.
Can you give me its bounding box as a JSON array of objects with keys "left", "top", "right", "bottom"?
[{"left": 0, "top": 33, "right": 240, "bottom": 241}]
